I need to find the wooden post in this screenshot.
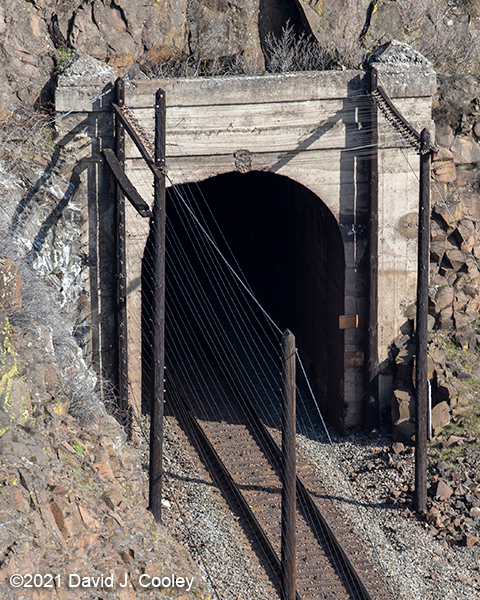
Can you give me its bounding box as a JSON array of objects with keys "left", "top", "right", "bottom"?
[
  {"left": 281, "top": 330, "right": 296, "bottom": 600},
  {"left": 415, "top": 128, "right": 431, "bottom": 513},
  {"left": 366, "top": 68, "right": 379, "bottom": 430},
  {"left": 114, "top": 77, "right": 130, "bottom": 435},
  {"left": 149, "top": 89, "right": 166, "bottom": 522}
]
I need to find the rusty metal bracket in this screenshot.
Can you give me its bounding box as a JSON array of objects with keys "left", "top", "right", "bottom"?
[
  {"left": 103, "top": 148, "right": 152, "bottom": 218},
  {"left": 112, "top": 102, "right": 167, "bottom": 184}
]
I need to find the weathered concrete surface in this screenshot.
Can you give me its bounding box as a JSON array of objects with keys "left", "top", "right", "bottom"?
[
  {"left": 56, "top": 50, "right": 435, "bottom": 428},
  {"left": 370, "top": 41, "right": 436, "bottom": 412}
]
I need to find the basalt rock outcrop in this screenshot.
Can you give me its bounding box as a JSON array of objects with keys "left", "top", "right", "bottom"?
[
  {"left": 392, "top": 153, "right": 480, "bottom": 441},
  {"left": 0, "top": 257, "right": 208, "bottom": 599}
]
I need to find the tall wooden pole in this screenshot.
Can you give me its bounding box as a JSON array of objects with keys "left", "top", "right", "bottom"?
[
  {"left": 114, "top": 77, "right": 130, "bottom": 435},
  {"left": 415, "top": 128, "right": 431, "bottom": 513},
  {"left": 366, "top": 68, "right": 379, "bottom": 430},
  {"left": 281, "top": 330, "right": 296, "bottom": 600},
  {"left": 149, "top": 89, "right": 166, "bottom": 522}
]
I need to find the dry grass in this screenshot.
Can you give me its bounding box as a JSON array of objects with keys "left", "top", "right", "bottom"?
[{"left": 0, "top": 108, "right": 107, "bottom": 422}]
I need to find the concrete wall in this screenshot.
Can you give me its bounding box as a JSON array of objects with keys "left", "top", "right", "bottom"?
[{"left": 55, "top": 58, "right": 435, "bottom": 429}]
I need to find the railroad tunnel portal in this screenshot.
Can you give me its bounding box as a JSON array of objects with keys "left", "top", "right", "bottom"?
[
  {"left": 166, "top": 171, "right": 345, "bottom": 430},
  {"left": 54, "top": 53, "right": 436, "bottom": 430}
]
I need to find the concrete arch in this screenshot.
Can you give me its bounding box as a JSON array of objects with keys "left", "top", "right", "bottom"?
[
  {"left": 166, "top": 170, "right": 346, "bottom": 429},
  {"left": 55, "top": 64, "right": 436, "bottom": 429}
]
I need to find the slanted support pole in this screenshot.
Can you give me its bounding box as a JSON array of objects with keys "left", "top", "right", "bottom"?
[
  {"left": 366, "top": 68, "right": 379, "bottom": 430},
  {"left": 415, "top": 128, "right": 431, "bottom": 513},
  {"left": 149, "top": 88, "right": 166, "bottom": 522},
  {"left": 281, "top": 330, "right": 296, "bottom": 600},
  {"left": 114, "top": 77, "right": 130, "bottom": 436}
]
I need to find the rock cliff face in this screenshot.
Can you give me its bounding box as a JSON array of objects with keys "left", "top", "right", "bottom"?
[
  {"left": 0, "top": 258, "right": 207, "bottom": 599},
  {"left": 2, "top": 1, "right": 480, "bottom": 120}
]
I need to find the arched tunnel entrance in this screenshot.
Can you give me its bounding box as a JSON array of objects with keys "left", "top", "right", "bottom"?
[
  {"left": 172, "top": 172, "right": 345, "bottom": 429},
  {"left": 158, "top": 171, "right": 346, "bottom": 430}
]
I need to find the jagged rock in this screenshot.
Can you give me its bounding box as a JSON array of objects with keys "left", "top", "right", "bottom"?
[
  {"left": 430, "top": 241, "right": 446, "bottom": 262},
  {"left": 431, "top": 220, "right": 448, "bottom": 242},
  {"left": 434, "top": 202, "right": 464, "bottom": 230},
  {"left": 446, "top": 249, "right": 468, "bottom": 272},
  {"left": 439, "top": 307, "right": 454, "bottom": 330},
  {"left": 404, "top": 302, "right": 417, "bottom": 320},
  {"left": 436, "top": 382, "right": 457, "bottom": 404},
  {"left": 432, "top": 273, "right": 448, "bottom": 286},
  {"left": 465, "top": 284, "right": 480, "bottom": 301},
  {"left": 426, "top": 506, "right": 444, "bottom": 527},
  {"left": 435, "top": 286, "right": 454, "bottom": 312},
  {"left": 436, "top": 124, "right": 455, "bottom": 148},
  {"left": 443, "top": 435, "right": 464, "bottom": 448},
  {"left": 452, "top": 405, "right": 471, "bottom": 417},
  {"left": 454, "top": 311, "right": 471, "bottom": 329},
  {"left": 433, "top": 159, "right": 456, "bottom": 183},
  {"left": 392, "top": 418, "right": 415, "bottom": 443},
  {"left": 465, "top": 297, "right": 480, "bottom": 318},
  {"left": 451, "top": 137, "right": 480, "bottom": 164},
  {"left": 468, "top": 263, "right": 480, "bottom": 280},
  {"left": 392, "top": 388, "right": 414, "bottom": 422},
  {"left": 431, "top": 401, "right": 451, "bottom": 435},
  {"left": 430, "top": 347, "right": 446, "bottom": 365},
  {"left": 0, "top": 257, "right": 22, "bottom": 313},
  {"left": 369, "top": 39, "right": 432, "bottom": 66},
  {"left": 454, "top": 329, "right": 476, "bottom": 350},
  {"left": 463, "top": 534, "right": 480, "bottom": 546},
  {"left": 453, "top": 291, "right": 469, "bottom": 312},
  {"left": 392, "top": 442, "right": 405, "bottom": 454},
  {"left": 426, "top": 353, "right": 435, "bottom": 378},
  {"left": 394, "top": 340, "right": 415, "bottom": 381},
  {"left": 454, "top": 273, "right": 471, "bottom": 289},
  {"left": 433, "top": 479, "right": 454, "bottom": 500},
  {"left": 457, "top": 220, "right": 477, "bottom": 250},
  {"left": 456, "top": 393, "right": 474, "bottom": 406},
  {"left": 437, "top": 147, "right": 455, "bottom": 161}
]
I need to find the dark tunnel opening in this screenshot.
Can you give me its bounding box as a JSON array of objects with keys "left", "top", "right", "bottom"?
[{"left": 143, "top": 171, "right": 346, "bottom": 430}]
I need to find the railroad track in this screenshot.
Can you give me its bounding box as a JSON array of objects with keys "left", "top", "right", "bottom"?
[{"left": 167, "top": 382, "right": 394, "bottom": 600}]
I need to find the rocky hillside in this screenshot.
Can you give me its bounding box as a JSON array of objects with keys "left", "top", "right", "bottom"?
[
  {"left": 1, "top": 1, "right": 480, "bottom": 114},
  {"left": 0, "top": 260, "right": 208, "bottom": 598},
  {"left": 0, "top": 105, "right": 208, "bottom": 596}
]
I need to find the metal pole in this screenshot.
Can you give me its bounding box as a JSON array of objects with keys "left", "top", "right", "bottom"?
[
  {"left": 114, "top": 77, "right": 130, "bottom": 436},
  {"left": 415, "top": 128, "right": 431, "bottom": 513},
  {"left": 366, "top": 68, "right": 379, "bottom": 430},
  {"left": 149, "top": 88, "right": 166, "bottom": 522},
  {"left": 281, "top": 330, "right": 296, "bottom": 600}
]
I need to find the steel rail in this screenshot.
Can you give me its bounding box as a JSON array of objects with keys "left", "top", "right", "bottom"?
[
  {"left": 234, "top": 389, "right": 373, "bottom": 600},
  {"left": 168, "top": 382, "right": 380, "bottom": 600},
  {"left": 169, "top": 390, "right": 298, "bottom": 599}
]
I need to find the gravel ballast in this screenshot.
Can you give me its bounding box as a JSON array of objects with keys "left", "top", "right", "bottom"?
[{"left": 156, "top": 415, "right": 480, "bottom": 600}]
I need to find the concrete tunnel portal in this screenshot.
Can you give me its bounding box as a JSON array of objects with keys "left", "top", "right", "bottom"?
[
  {"left": 161, "top": 171, "right": 346, "bottom": 429},
  {"left": 54, "top": 65, "right": 435, "bottom": 430}
]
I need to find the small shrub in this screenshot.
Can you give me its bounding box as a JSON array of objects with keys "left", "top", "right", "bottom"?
[
  {"left": 264, "top": 22, "right": 335, "bottom": 73},
  {"left": 53, "top": 48, "right": 74, "bottom": 75}
]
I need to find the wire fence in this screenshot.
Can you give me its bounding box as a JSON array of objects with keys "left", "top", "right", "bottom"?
[{"left": 114, "top": 97, "right": 402, "bottom": 600}]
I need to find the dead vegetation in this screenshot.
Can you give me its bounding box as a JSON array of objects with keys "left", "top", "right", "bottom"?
[{"left": 0, "top": 109, "right": 107, "bottom": 423}]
